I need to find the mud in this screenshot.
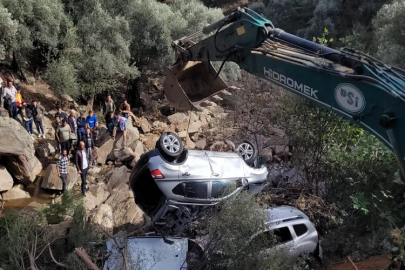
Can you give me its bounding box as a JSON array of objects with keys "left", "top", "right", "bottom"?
[{"left": 325, "top": 254, "right": 391, "bottom": 270}]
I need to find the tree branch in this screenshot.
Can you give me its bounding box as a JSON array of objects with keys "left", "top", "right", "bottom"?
[
  {"left": 48, "top": 245, "right": 68, "bottom": 268},
  {"left": 74, "top": 247, "right": 100, "bottom": 270}
]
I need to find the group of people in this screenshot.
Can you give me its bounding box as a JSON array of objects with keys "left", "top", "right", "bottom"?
[
  {"left": 1, "top": 78, "right": 132, "bottom": 197},
  {"left": 54, "top": 95, "right": 131, "bottom": 196}
]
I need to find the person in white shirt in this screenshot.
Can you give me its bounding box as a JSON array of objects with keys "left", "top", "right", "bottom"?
[{"left": 3, "top": 80, "right": 17, "bottom": 119}]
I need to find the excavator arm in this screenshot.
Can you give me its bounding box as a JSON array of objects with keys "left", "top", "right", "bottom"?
[{"left": 163, "top": 7, "right": 405, "bottom": 176}]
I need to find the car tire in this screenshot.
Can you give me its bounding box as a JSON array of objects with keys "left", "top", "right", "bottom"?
[
  {"left": 157, "top": 132, "right": 184, "bottom": 158},
  {"left": 236, "top": 140, "right": 258, "bottom": 165}
]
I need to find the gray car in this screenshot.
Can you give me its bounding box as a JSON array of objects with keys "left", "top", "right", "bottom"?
[
  {"left": 197, "top": 206, "right": 322, "bottom": 269},
  {"left": 130, "top": 132, "right": 269, "bottom": 235}
]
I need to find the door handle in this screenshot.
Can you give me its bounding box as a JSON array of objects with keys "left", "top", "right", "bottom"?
[
  {"left": 182, "top": 172, "right": 190, "bottom": 176},
  {"left": 213, "top": 173, "right": 219, "bottom": 177}
]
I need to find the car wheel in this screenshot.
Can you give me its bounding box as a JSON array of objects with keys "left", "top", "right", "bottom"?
[
  {"left": 236, "top": 140, "right": 258, "bottom": 165},
  {"left": 158, "top": 132, "right": 184, "bottom": 158}
]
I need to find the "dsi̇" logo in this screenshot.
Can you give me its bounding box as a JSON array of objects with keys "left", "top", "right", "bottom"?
[{"left": 335, "top": 84, "right": 366, "bottom": 113}]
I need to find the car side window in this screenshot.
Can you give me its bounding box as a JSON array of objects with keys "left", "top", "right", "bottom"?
[
  {"left": 273, "top": 227, "right": 293, "bottom": 244},
  {"left": 211, "top": 181, "right": 236, "bottom": 198},
  {"left": 183, "top": 182, "right": 208, "bottom": 198},
  {"left": 293, "top": 224, "right": 308, "bottom": 237}
]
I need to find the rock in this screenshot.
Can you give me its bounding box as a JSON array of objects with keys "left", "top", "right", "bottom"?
[
  {"left": 139, "top": 118, "right": 151, "bottom": 133},
  {"left": 0, "top": 165, "right": 13, "bottom": 192},
  {"left": 133, "top": 140, "right": 144, "bottom": 162},
  {"left": 274, "top": 145, "right": 287, "bottom": 155},
  {"left": 89, "top": 183, "right": 110, "bottom": 205},
  {"left": 262, "top": 148, "right": 273, "bottom": 162},
  {"left": 89, "top": 204, "right": 114, "bottom": 233},
  {"left": 114, "top": 118, "right": 139, "bottom": 149},
  {"left": 88, "top": 166, "right": 102, "bottom": 175},
  {"left": 178, "top": 131, "right": 187, "bottom": 138},
  {"left": 167, "top": 113, "right": 188, "bottom": 125},
  {"left": 36, "top": 141, "right": 56, "bottom": 158},
  {"left": 224, "top": 139, "right": 236, "bottom": 151},
  {"left": 115, "top": 147, "right": 135, "bottom": 162},
  {"left": 2, "top": 186, "right": 31, "bottom": 201},
  {"left": 210, "top": 141, "right": 226, "bottom": 151},
  {"left": 206, "top": 106, "right": 225, "bottom": 114},
  {"left": 152, "top": 121, "right": 160, "bottom": 128},
  {"left": 267, "top": 127, "right": 285, "bottom": 137},
  {"left": 215, "top": 113, "right": 228, "bottom": 119},
  {"left": 0, "top": 117, "right": 43, "bottom": 185},
  {"left": 107, "top": 166, "right": 129, "bottom": 190},
  {"left": 189, "top": 112, "right": 199, "bottom": 122},
  {"left": 187, "top": 120, "right": 202, "bottom": 134},
  {"left": 23, "top": 201, "right": 43, "bottom": 213},
  {"left": 200, "top": 101, "right": 217, "bottom": 107},
  {"left": 142, "top": 133, "right": 159, "bottom": 149},
  {"left": 42, "top": 116, "right": 54, "bottom": 138},
  {"left": 195, "top": 138, "right": 207, "bottom": 150},
  {"left": 185, "top": 135, "right": 195, "bottom": 150},
  {"left": 97, "top": 139, "right": 114, "bottom": 165},
  {"left": 26, "top": 76, "right": 36, "bottom": 85},
  {"left": 105, "top": 185, "right": 146, "bottom": 228},
  {"left": 41, "top": 164, "right": 78, "bottom": 191}
]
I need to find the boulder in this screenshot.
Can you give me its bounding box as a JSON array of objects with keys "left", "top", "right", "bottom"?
[
  {"left": 0, "top": 165, "right": 13, "bottom": 192},
  {"left": 105, "top": 185, "right": 146, "bottom": 228},
  {"left": 42, "top": 116, "right": 54, "bottom": 138},
  {"left": 187, "top": 120, "right": 202, "bottom": 134},
  {"left": 96, "top": 139, "right": 114, "bottom": 165},
  {"left": 114, "top": 147, "right": 135, "bottom": 162},
  {"left": 185, "top": 135, "right": 195, "bottom": 150},
  {"left": 36, "top": 141, "right": 56, "bottom": 158},
  {"left": 189, "top": 112, "right": 199, "bottom": 122},
  {"left": 195, "top": 138, "right": 207, "bottom": 150},
  {"left": 133, "top": 140, "right": 144, "bottom": 162},
  {"left": 178, "top": 131, "right": 187, "bottom": 138},
  {"left": 141, "top": 133, "right": 160, "bottom": 149},
  {"left": 89, "top": 204, "right": 114, "bottom": 233},
  {"left": 0, "top": 117, "right": 43, "bottom": 184},
  {"left": 87, "top": 183, "right": 110, "bottom": 207},
  {"left": 41, "top": 164, "right": 78, "bottom": 191},
  {"left": 107, "top": 166, "right": 129, "bottom": 190},
  {"left": 88, "top": 166, "right": 102, "bottom": 175},
  {"left": 114, "top": 118, "right": 139, "bottom": 149},
  {"left": 206, "top": 106, "right": 225, "bottom": 114},
  {"left": 167, "top": 113, "right": 188, "bottom": 125},
  {"left": 23, "top": 201, "right": 43, "bottom": 213},
  {"left": 139, "top": 118, "right": 151, "bottom": 133},
  {"left": 2, "top": 186, "right": 31, "bottom": 201}
]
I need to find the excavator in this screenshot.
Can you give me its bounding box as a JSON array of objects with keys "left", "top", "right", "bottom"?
[{"left": 163, "top": 6, "right": 405, "bottom": 178}]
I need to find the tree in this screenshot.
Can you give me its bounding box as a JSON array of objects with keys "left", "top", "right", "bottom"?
[{"left": 373, "top": 0, "right": 405, "bottom": 68}]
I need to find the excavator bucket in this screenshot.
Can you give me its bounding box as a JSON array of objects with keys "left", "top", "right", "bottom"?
[{"left": 164, "top": 61, "right": 228, "bottom": 111}]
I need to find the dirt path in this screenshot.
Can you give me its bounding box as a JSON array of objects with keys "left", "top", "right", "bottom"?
[{"left": 326, "top": 254, "right": 391, "bottom": 270}]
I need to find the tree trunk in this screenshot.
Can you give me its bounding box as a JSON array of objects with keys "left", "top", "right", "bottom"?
[
  {"left": 86, "top": 92, "right": 95, "bottom": 115},
  {"left": 74, "top": 248, "right": 100, "bottom": 270}
]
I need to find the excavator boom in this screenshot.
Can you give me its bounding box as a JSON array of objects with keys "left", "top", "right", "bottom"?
[{"left": 163, "top": 7, "right": 405, "bottom": 176}]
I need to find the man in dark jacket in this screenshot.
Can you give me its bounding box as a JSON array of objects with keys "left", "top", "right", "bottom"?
[
  {"left": 84, "top": 128, "right": 95, "bottom": 165},
  {"left": 75, "top": 141, "right": 92, "bottom": 196},
  {"left": 77, "top": 111, "right": 86, "bottom": 143},
  {"left": 32, "top": 101, "right": 46, "bottom": 138},
  {"left": 67, "top": 110, "right": 78, "bottom": 149}
]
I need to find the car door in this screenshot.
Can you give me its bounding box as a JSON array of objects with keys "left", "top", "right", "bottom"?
[
  {"left": 269, "top": 226, "right": 297, "bottom": 262},
  {"left": 179, "top": 151, "right": 211, "bottom": 180}
]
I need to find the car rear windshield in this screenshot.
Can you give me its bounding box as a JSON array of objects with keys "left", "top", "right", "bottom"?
[{"left": 293, "top": 224, "right": 308, "bottom": 237}]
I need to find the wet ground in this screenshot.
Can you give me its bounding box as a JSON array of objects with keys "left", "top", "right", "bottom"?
[
  {"left": 1, "top": 170, "right": 54, "bottom": 210},
  {"left": 325, "top": 254, "right": 391, "bottom": 270}
]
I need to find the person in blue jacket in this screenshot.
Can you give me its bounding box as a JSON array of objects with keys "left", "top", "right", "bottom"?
[{"left": 86, "top": 110, "right": 100, "bottom": 141}]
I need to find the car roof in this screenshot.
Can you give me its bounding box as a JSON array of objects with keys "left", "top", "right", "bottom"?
[{"left": 265, "top": 205, "right": 310, "bottom": 225}]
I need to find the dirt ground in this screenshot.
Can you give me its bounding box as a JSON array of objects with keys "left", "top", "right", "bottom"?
[{"left": 325, "top": 254, "right": 391, "bottom": 270}]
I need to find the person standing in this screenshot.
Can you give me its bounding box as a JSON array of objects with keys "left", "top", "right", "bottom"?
[
  {"left": 3, "top": 80, "right": 17, "bottom": 119},
  {"left": 53, "top": 116, "right": 61, "bottom": 153},
  {"left": 118, "top": 99, "right": 130, "bottom": 118},
  {"left": 56, "top": 119, "right": 71, "bottom": 153},
  {"left": 104, "top": 95, "right": 116, "bottom": 122},
  {"left": 21, "top": 102, "right": 34, "bottom": 139},
  {"left": 113, "top": 114, "right": 127, "bottom": 147},
  {"left": 77, "top": 111, "right": 86, "bottom": 143},
  {"left": 55, "top": 107, "right": 67, "bottom": 121},
  {"left": 16, "top": 88, "right": 24, "bottom": 117},
  {"left": 56, "top": 149, "right": 69, "bottom": 193},
  {"left": 75, "top": 141, "right": 92, "bottom": 196},
  {"left": 67, "top": 110, "right": 78, "bottom": 149},
  {"left": 0, "top": 76, "right": 3, "bottom": 108},
  {"left": 86, "top": 111, "right": 100, "bottom": 141},
  {"left": 32, "top": 101, "right": 46, "bottom": 138},
  {"left": 107, "top": 111, "right": 117, "bottom": 138},
  {"left": 84, "top": 128, "right": 95, "bottom": 165}
]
